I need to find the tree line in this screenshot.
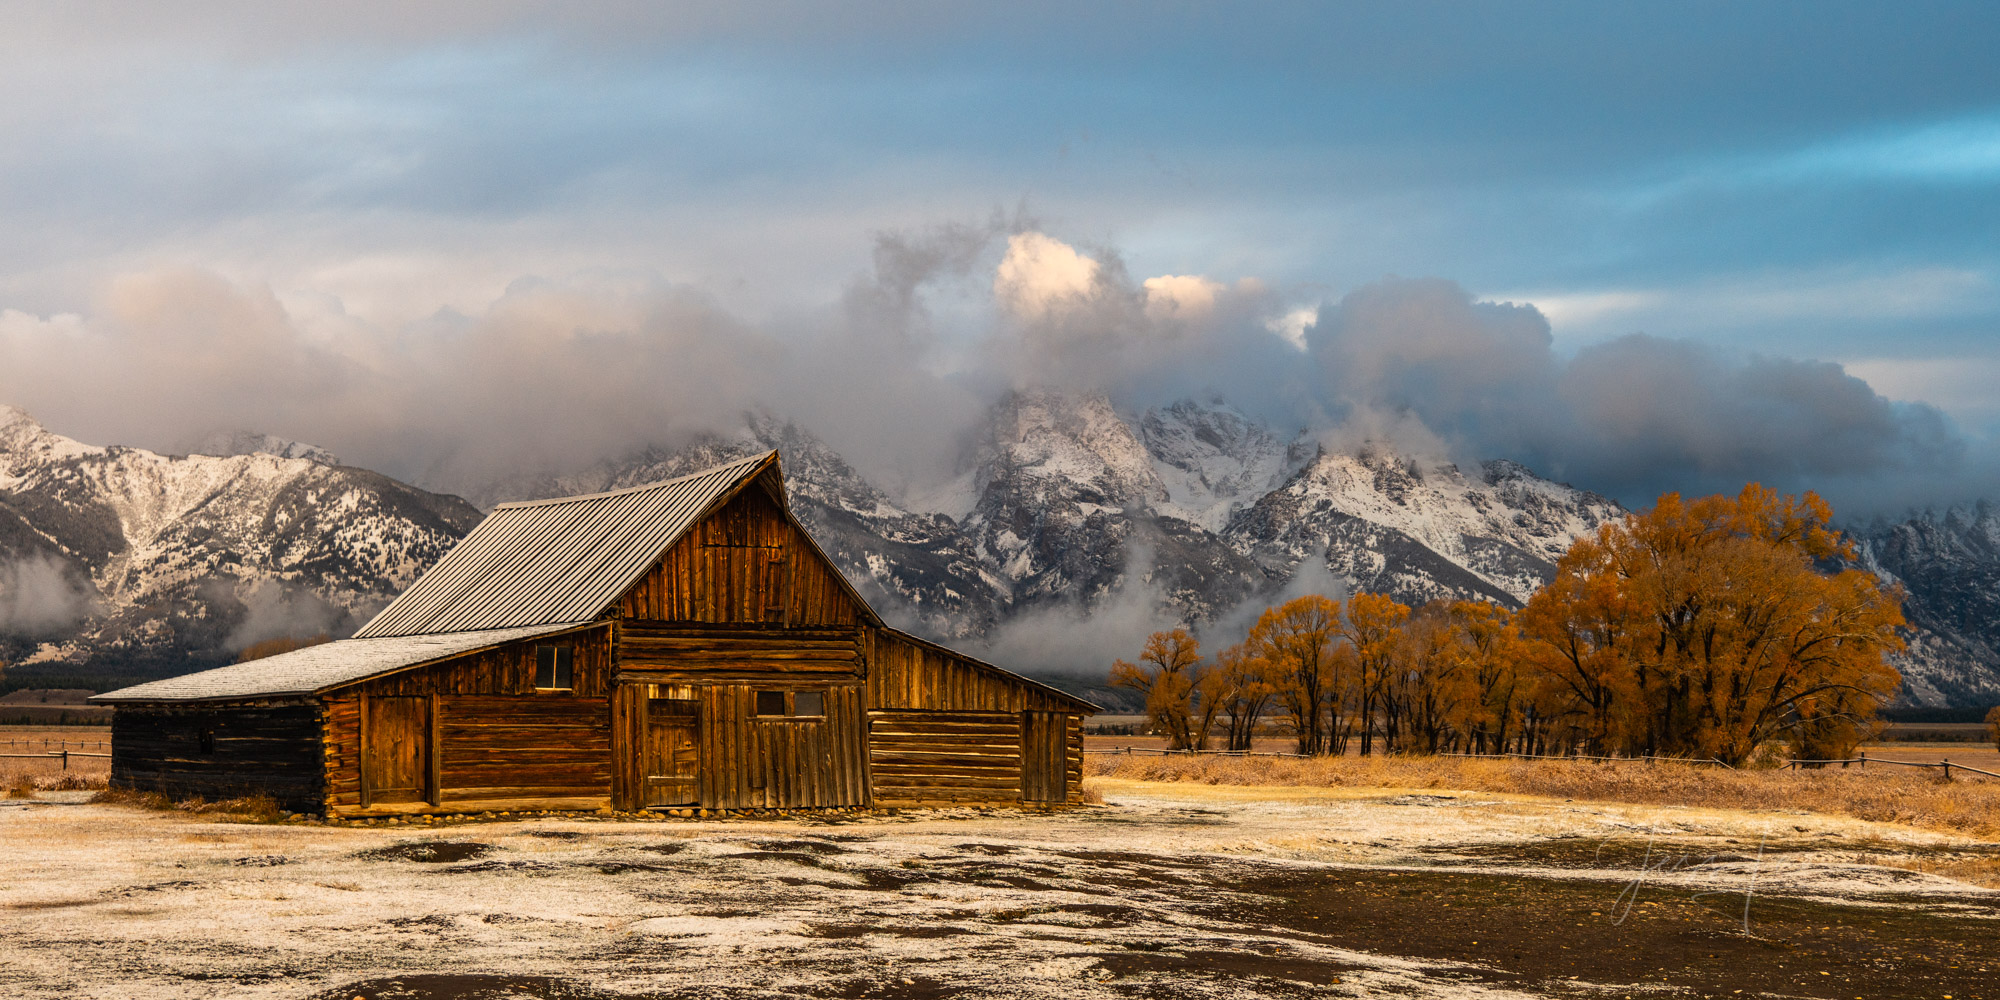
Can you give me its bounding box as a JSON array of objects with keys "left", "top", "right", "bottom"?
[{"left": 1110, "top": 485, "right": 1907, "bottom": 766}]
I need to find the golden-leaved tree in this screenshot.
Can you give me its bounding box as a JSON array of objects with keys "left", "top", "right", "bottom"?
[
  {"left": 1341, "top": 592, "right": 1411, "bottom": 756},
  {"left": 1246, "top": 595, "right": 1348, "bottom": 755},
  {"left": 1109, "top": 628, "right": 1206, "bottom": 750},
  {"left": 1518, "top": 485, "right": 1904, "bottom": 765},
  {"left": 1204, "top": 641, "right": 1276, "bottom": 751}
]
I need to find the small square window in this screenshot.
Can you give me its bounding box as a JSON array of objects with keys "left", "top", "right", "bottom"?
[
  {"left": 754, "top": 690, "right": 786, "bottom": 716},
  {"left": 793, "top": 690, "right": 824, "bottom": 717},
  {"left": 535, "top": 645, "right": 574, "bottom": 690},
  {"left": 198, "top": 728, "right": 216, "bottom": 754}
]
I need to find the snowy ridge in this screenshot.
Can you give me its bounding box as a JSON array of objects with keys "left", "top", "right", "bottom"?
[
  {"left": 0, "top": 406, "right": 480, "bottom": 674},
  {"left": 9, "top": 393, "right": 1995, "bottom": 705},
  {"left": 1852, "top": 502, "right": 2000, "bottom": 705}
]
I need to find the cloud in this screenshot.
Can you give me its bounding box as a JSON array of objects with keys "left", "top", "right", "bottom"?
[
  {"left": 224, "top": 580, "right": 349, "bottom": 652},
  {"left": 1298, "top": 277, "right": 1985, "bottom": 512},
  {"left": 994, "top": 232, "right": 1099, "bottom": 321},
  {"left": 0, "top": 227, "right": 1988, "bottom": 520},
  {"left": 1141, "top": 274, "right": 1222, "bottom": 321},
  {"left": 0, "top": 556, "right": 97, "bottom": 637}
]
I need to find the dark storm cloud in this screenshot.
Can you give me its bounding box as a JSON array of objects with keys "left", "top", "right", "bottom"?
[{"left": 1298, "top": 278, "right": 1983, "bottom": 512}]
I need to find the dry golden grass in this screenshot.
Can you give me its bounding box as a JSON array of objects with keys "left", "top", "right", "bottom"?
[
  {"left": 1087, "top": 753, "right": 2000, "bottom": 839},
  {"left": 88, "top": 787, "right": 284, "bottom": 823},
  {"left": 0, "top": 770, "right": 105, "bottom": 796}
]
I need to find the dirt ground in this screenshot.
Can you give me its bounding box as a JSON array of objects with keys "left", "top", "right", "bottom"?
[{"left": 3, "top": 780, "right": 1996, "bottom": 999}]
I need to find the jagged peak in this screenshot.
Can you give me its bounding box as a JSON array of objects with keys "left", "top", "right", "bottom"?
[
  {"left": 0, "top": 403, "right": 106, "bottom": 464},
  {"left": 187, "top": 429, "right": 342, "bottom": 466}
]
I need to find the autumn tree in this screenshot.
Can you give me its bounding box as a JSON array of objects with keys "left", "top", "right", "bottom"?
[
  {"left": 1205, "top": 641, "right": 1275, "bottom": 751},
  {"left": 1518, "top": 485, "right": 1903, "bottom": 765},
  {"left": 1247, "top": 595, "right": 1347, "bottom": 755},
  {"left": 1110, "top": 628, "right": 1207, "bottom": 750},
  {"left": 1390, "top": 602, "right": 1475, "bottom": 754},
  {"left": 1340, "top": 592, "right": 1410, "bottom": 756},
  {"left": 1449, "top": 600, "right": 1522, "bottom": 754}
]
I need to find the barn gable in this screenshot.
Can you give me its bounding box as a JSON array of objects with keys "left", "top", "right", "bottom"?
[
  {"left": 355, "top": 453, "right": 784, "bottom": 638},
  {"left": 611, "top": 463, "right": 871, "bottom": 628}
]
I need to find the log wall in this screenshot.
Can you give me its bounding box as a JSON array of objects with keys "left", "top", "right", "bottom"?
[
  {"left": 865, "top": 628, "right": 1085, "bottom": 713},
  {"left": 868, "top": 710, "right": 1021, "bottom": 807},
  {"left": 616, "top": 622, "right": 863, "bottom": 678},
  {"left": 610, "top": 678, "right": 868, "bottom": 811},
  {"left": 109, "top": 703, "right": 324, "bottom": 813},
  {"left": 321, "top": 625, "right": 614, "bottom": 814},
  {"left": 616, "top": 486, "right": 862, "bottom": 627}
]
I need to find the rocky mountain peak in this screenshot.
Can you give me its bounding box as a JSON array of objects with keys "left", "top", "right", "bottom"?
[
  {"left": 974, "top": 389, "right": 1169, "bottom": 511},
  {"left": 187, "top": 430, "right": 342, "bottom": 466}
]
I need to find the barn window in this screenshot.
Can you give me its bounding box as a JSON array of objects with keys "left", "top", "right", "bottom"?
[
  {"left": 198, "top": 728, "right": 216, "bottom": 754},
  {"left": 535, "top": 645, "right": 574, "bottom": 690},
  {"left": 753, "top": 690, "right": 825, "bottom": 718}
]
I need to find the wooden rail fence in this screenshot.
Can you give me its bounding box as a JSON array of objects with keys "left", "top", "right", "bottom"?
[
  {"left": 0, "top": 750, "right": 113, "bottom": 769},
  {"left": 1, "top": 739, "right": 111, "bottom": 750}
]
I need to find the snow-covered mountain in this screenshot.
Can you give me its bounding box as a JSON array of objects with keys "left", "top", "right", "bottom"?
[
  {"left": 1853, "top": 505, "right": 2000, "bottom": 706},
  {"left": 475, "top": 391, "right": 1621, "bottom": 643},
  {"left": 7, "top": 392, "right": 1996, "bottom": 706},
  {"left": 0, "top": 405, "right": 479, "bottom": 677}
]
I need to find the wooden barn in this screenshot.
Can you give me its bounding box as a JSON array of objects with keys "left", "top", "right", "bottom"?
[{"left": 93, "top": 453, "right": 1095, "bottom": 816}]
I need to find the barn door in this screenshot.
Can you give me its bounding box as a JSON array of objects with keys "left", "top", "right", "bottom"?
[
  {"left": 643, "top": 697, "right": 701, "bottom": 807},
  {"left": 1021, "top": 711, "right": 1068, "bottom": 804},
  {"left": 362, "top": 696, "right": 431, "bottom": 806}
]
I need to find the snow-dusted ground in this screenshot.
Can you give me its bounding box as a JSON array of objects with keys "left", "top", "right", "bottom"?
[{"left": 0, "top": 782, "right": 1993, "bottom": 1000}]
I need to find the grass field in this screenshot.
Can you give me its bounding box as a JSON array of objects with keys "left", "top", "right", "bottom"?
[
  {"left": 1087, "top": 749, "right": 2000, "bottom": 842},
  {"left": 0, "top": 725, "right": 110, "bottom": 788}
]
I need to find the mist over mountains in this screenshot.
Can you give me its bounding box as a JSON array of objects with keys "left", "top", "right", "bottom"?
[
  {"left": 2, "top": 230, "right": 1997, "bottom": 705},
  {"left": 4, "top": 391, "right": 1995, "bottom": 707}
]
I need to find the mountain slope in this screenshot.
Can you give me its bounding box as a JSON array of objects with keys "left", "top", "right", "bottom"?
[
  {"left": 489, "top": 392, "right": 1623, "bottom": 657},
  {"left": 9, "top": 393, "right": 1993, "bottom": 706},
  {"left": 1854, "top": 505, "right": 2000, "bottom": 706},
  {"left": 0, "top": 405, "right": 481, "bottom": 675}
]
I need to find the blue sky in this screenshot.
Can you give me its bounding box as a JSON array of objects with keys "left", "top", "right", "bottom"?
[{"left": 0, "top": 2, "right": 1996, "bottom": 510}]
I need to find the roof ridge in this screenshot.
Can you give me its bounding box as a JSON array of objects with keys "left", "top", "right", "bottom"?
[{"left": 492, "top": 451, "right": 775, "bottom": 510}]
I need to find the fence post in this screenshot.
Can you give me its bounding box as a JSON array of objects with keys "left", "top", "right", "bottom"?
[
  {"left": 1942, "top": 759, "right": 1952, "bottom": 782},
  {"left": 60, "top": 750, "right": 68, "bottom": 771}
]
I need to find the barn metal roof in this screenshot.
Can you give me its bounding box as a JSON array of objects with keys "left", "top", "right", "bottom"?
[
  {"left": 353, "top": 452, "right": 777, "bottom": 638},
  {"left": 90, "top": 623, "right": 595, "bottom": 703}
]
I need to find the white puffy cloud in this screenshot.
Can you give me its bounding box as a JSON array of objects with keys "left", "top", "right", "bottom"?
[
  {"left": 1141, "top": 274, "right": 1222, "bottom": 322},
  {"left": 993, "top": 232, "right": 1100, "bottom": 321}
]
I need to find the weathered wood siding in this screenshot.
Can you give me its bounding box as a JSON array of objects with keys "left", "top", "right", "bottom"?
[
  {"left": 322, "top": 625, "right": 613, "bottom": 814},
  {"left": 868, "top": 710, "right": 1021, "bottom": 806},
  {"left": 865, "top": 628, "right": 1081, "bottom": 713},
  {"left": 110, "top": 703, "right": 324, "bottom": 812},
  {"left": 616, "top": 486, "right": 862, "bottom": 626},
  {"left": 616, "top": 623, "right": 864, "bottom": 678},
  {"left": 1064, "top": 713, "right": 1084, "bottom": 804},
  {"left": 610, "top": 676, "right": 868, "bottom": 811},
  {"left": 863, "top": 630, "right": 1090, "bottom": 806},
  {"left": 610, "top": 620, "right": 869, "bottom": 811}
]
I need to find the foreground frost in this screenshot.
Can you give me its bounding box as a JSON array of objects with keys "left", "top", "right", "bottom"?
[{"left": 0, "top": 783, "right": 1992, "bottom": 999}]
